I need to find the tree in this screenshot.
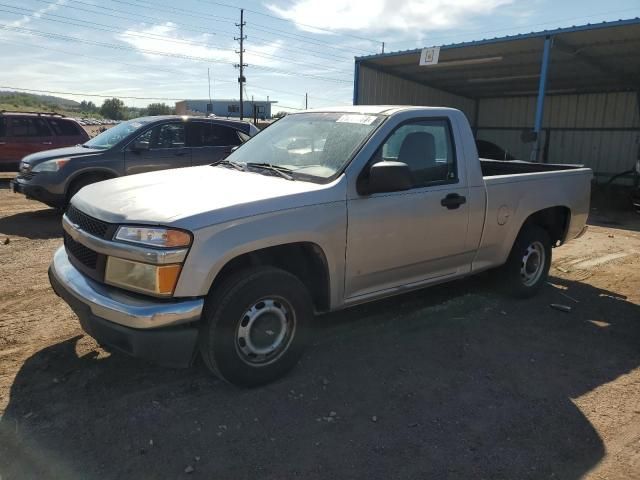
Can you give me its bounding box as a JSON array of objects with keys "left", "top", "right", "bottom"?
[
  {"left": 146, "top": 103, "right": 173, "bottom": 116},
  {"left": 100, "top": 98, "right": 125, "bottom": 120},
  {"left": 273, "top": 111, "right": 288, "bottom": 118},
  {"left": 79, "top": 100, "right": 98, "bottom": 113}
]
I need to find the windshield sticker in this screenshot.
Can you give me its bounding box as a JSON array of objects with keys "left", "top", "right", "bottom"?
[{"left": 336, "top": 114, "right": 377, "bottom": 125}]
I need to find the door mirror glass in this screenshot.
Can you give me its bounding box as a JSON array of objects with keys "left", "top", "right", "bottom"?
[{"left": 367, "top": 161, "right": 412, "bottom": 194}]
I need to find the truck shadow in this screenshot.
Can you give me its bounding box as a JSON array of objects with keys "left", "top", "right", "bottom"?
[
  {"left": 1, "top": 275, "right": 638, "bottom": 479},
  {"left": 0, "top": 208, "right": 62, "bottom": 239}
]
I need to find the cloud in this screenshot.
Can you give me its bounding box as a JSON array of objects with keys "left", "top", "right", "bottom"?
[
  {"left": 9, "top": 0, "right": 67, "bottom": 28},
  {"left": 117, "top": 22, "right": 283, "bottom": 68},
  {"left": 265, "top": 0, "right": 514, "bottom": 34}
]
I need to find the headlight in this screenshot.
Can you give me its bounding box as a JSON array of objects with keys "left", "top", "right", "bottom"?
[
  {"left": 114, "top": 226, "right": 192, "bottom": 248},
  {"left": 32, "top": 159, "right": 69, "bottom": 172},
  {"left": 105, "top": 257, "right": 182, "bottom": 296}
]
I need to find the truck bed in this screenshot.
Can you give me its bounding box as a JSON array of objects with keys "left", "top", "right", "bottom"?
[{"left": 480, "top": 159, "right": 585, "bottom": 177}]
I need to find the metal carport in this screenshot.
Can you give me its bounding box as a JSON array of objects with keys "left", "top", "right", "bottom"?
[{"left": 353, "top": 18, "right": 640, "bottom": 184}]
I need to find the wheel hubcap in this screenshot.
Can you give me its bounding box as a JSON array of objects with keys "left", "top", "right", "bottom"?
[
  {"left": 520, "top": 241, "right": 545, "bottom": 287},
  {"left": 236, "top": 298, "right": 295, "bottom": 365}
]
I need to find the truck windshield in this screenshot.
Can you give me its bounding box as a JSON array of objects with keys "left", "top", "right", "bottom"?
[
  {"left": 83, "top": 119, "right": 148, "bottom": 150},
  {"left": 225, "top": 112, "right": 384, "bottom": 181}
]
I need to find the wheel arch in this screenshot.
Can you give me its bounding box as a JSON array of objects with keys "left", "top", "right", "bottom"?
[
  {"left": 520, "top": 205, "right": 572, "bottom": 247},
  {"left": 65, "top": 168, "right": 119, "bottom": 199},
  {"left": 208, "top": 241, "right": 332, "bottom": 313}
]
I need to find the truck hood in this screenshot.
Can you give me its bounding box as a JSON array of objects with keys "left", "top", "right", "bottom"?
[
  {"left": 23, "top": 145, "right": 103, "bottom": 165},
  {"left": 72, "top": 165, "right": 344, "bottom": 229}
]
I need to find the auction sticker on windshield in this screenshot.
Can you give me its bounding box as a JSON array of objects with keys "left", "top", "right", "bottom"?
[{"left": 336, "top": 114, "right": 378, "bottom": 125}]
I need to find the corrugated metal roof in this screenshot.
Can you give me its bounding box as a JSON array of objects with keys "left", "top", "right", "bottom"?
[{"left": 356, "top": 18, "right": 640, "bottom": 98}]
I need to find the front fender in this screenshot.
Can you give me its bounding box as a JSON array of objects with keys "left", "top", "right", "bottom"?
[{"left": 174, "top": 202, "right": 347, "bottom": 309}]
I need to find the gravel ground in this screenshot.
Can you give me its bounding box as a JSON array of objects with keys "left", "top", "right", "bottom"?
[{"left": 0, "top": 184, "right": 638, "bottom": 480}]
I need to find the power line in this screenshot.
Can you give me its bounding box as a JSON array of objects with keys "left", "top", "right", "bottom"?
[
  {"left": 0, "top": 38, "right": 351, "bottom": 105},
  {"left": 195, "top": 0, "right": 382, "bottom": 46},
  {"left": 0, "top": 85, "right": 186, "bottom": 101},
  {"left": 31, "top": 0, "right": 354, "bottom": 62},
  {"left": 0, "top": 22, "right": 351, "bottom": 83},
  {"left": 119, "top": 0, "right": 375, "bottom": 56},
  {"left": 0, "top": 4, "right": 353, "bottom": 74}
]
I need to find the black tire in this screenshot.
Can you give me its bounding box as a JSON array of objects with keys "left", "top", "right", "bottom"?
[
  {"left": 199, "top": 266, "right": 313, "bottom": 387},
  {"left": 502, "top": 224, "right": 552, "bottom": 298}
]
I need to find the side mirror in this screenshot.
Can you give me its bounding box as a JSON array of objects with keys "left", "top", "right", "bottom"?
[
  {"left": 130, "top": 141, "right": 149, "bottom": 153},
  {"left": 366, "top": 161, "right": 413, "bottom": 194},
  {"left": 231, "top": 145, "right": 240, "bottom": 153}
]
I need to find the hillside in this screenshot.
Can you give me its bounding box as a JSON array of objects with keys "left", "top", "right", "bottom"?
[{"left": 0, "top": 91, "right": 94, "bottom": 117}]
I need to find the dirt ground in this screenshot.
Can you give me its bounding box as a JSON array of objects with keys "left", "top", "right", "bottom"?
[{"left": 0, "top": 183, "right": 638, "bottom": 479}]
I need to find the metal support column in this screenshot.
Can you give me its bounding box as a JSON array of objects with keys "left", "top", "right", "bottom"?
[{"left": 531, "top": 36, "right": 553, "bottom": 162}]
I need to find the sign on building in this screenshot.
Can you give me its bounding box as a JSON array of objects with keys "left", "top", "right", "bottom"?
[{"left": 419, "top": 47, "right": 440, "bottom": 66}]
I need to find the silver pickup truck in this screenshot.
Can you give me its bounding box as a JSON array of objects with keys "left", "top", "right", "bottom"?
[{"left": 49, "top": 106, "right": 592, "bottom": 386}]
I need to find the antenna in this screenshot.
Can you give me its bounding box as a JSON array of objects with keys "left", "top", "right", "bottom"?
[{"left": 207, "top": 67, "right": 212, "bottom": 115}]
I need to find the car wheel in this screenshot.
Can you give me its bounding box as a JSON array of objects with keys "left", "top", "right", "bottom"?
[
  {"left": 199, "top": 266, "right": 312, "bottom": 387},
  {"left": 502, "top": 224, "right": 552, "bottom": 298}
]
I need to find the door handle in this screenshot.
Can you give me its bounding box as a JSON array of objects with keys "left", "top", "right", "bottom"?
[
  {"left": 42, "top": 141, "right": 52, "bottom": 145},
  {"left": 440, "top": 193, "right": 467, "bottom": 210}
]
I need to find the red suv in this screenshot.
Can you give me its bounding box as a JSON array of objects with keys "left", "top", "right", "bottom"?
[{"left": 0, "top": 111, "right": 90, "bottom": 171}]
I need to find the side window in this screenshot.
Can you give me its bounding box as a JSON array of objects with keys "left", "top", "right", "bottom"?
[
  {"left": 133, "top": 123, "right": 185, "bottom": 149},
  {"left": 8, "top": 117, "right": 51, "bottom": 137},
  {"left": 153, "top": 123, "right": 185, "bottom": 149},
  {"left": 49, "top": 119, "right": 82, "bottom": 136},
  {"left": 377, "top": 120, "right": 456, "bottom": 187},
  {"left": 187, "top": 123, "right": 241, "bottom": 147}
]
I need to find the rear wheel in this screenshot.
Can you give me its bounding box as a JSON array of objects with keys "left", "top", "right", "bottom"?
[
  {"left": 502, "top": 224, "right": 552, "bottom": 298},
  {"left": 199, "top": 267, "right": 312, "bottom": 387}
]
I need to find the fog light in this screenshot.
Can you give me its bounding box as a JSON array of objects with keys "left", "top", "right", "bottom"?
[{"left": 105, "top": 257, "right": 182, "bottom": 296}]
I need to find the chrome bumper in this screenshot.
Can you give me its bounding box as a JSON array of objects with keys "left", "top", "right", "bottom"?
[{"left": 49, "top": 247, "right": 204, "bottom": 329}]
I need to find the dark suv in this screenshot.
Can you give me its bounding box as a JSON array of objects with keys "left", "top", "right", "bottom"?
[
  {"left": 11, "top": 115, "right": 259, "bottom": 208},
  {"left": 0, "top": 111, "right": 90, "bottom": 171}
]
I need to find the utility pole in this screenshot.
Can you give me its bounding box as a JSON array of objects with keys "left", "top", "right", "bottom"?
[
  {"left": 381, "top": 42, "right": 385, "bottom": 54},
  {"left": 305, "top": 92, "right": 308, "bottom": 110},
  {"left": 234, "top": 9, "right": 247, "bottom": 120}
]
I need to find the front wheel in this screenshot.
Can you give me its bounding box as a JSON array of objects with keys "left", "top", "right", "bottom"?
[
  {"left": 501, "top": 224, "right": 552, "bottom": 298},
  {"left": 199, "top": 267, "right": 312, "bottom": 387}
]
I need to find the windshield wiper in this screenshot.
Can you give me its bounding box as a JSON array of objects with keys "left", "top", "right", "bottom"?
[
  {"left": 217, "top": 159, "right": 245, "bottom": 171},
  {"left": 246, "top": 162, "right": 294, "bottom": 180}
]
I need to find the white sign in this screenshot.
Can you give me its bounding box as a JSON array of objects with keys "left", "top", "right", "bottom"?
[
  {"left": 336, "top": 114, "right": 378, "bottom": 125},
  {"left": 419, "top": 47, "right": 440, "bottom": 66}
]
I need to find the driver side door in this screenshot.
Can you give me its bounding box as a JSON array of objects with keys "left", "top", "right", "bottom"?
[
  {"left": 345, "top": 119, "right": 472, "bottom": 300},
  {"left": 124, "top": 122, "right": 191, "bottom": 175}
]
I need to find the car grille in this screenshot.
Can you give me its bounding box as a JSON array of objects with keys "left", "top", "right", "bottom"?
[
  {"left": 66, "top": 205, "right": 111, "bottom": 239},
  {"left": 17, "top": 172, "right": 36, "bottom": 181},
  {"left": 63, "top": 231, "right": 98, "bottom": 269}
]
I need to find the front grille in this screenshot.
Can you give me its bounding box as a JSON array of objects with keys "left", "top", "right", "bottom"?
[
  {"left": 64, "top": 231, "right": 98, "bottom": 269},
  {"left": 66, "top": 205, "right": 110, "bottom": 239},
  {"left": 17, "top": 172, "right": 36, "bottom": 181}
]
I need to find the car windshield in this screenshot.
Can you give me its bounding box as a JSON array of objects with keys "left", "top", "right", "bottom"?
[
  {"left": 225, "top": 112, "right": 384, "bottom": 181},
  {"left": 83, "top": 119, "right": 148, "bottom": 149}
]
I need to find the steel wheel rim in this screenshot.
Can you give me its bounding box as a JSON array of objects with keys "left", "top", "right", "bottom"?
[
  {"left": 520, "top": 240, "right": 545, "bottom": 287},
  {"left": 235, "top": 297, "right": 296, "bottom": 365}
]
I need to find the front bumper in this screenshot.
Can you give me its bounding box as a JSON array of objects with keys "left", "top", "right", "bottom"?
[
  {"left": 11, "top": 178, "right": 65, "bottom": 208},
  {"left": 49, "top": 247, "right": 204, "bottom": 367}
]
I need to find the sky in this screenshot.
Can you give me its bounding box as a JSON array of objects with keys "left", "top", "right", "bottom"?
[{"left": 0, "top": 0, "right": 639, "bottom": 112}]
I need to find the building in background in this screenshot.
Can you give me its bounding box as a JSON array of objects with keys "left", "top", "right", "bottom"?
[
  {"left": 353, "top": 18, "right": 640, "bottom": 185},
  {"left": 175, "top": 99, "right": 277, "bottom": 120}
]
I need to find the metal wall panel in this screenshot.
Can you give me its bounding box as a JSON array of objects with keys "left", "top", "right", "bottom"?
[
  {"left": 476, "top": 92, "right": 639, "bottom": 182},
  {"left": 357, "top": 65, "right": 477, "bottom": 123}
]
